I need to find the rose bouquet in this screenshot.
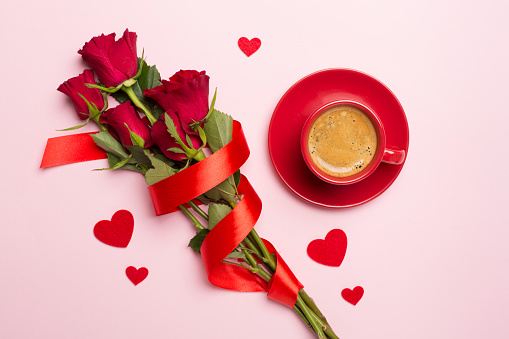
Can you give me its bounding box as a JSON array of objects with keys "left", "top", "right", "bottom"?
[{"left": 44, "top": 29, "right": 339, "bottom": 339}]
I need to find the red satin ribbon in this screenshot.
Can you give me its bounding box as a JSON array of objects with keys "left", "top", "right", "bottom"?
[
  {"left": 264, "top": 240, "right": 304, "bottom": 307},
  {"left": 147, "top": 121, "right": 303, "bottom": 307},
  {"left": 41, "top": 121, "right": 303, "bottom": 307},
  {"left": 40, "top": 132, "right": 107, "bottom": 168},
  {"left": 201, "top": 175, "right": 267, "bottom": 292},
  {"left": 200, "top": 175, "right": 303, "bottom": 307}
]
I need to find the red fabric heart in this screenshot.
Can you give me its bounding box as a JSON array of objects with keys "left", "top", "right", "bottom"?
[
  {"left": 126, "top": 266, "right": 149, "bottom": 285},
  {"left": 307, "top": 229, "right": 347, "bottom": 267},
  {"left": 93, "top": 210, "right": 134, "bottom": 248},
  {"left": 341, "top": 286, "right": 364, "bottom": 305},
  {"left": 238, "top": 37, "right": 261, "bottom": 56}
]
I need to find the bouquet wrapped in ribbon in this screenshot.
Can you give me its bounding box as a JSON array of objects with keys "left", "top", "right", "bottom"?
[{"left": 42, "top": 29, "right": 339, "bottom": 339}]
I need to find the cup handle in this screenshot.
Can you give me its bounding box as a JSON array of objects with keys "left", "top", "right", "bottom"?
[{"left": 382, "top": 147, "right": 406, "bottom": 165}]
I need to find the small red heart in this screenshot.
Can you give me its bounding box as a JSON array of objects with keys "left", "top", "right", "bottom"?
[
  {"left": 126, "top": 266, "right": 149, "bottom": 286},
  {"left": 238, "top": 37, "right": 261, "bottom": 56},
  {"left": 341, "top": 286, "right": 364, "bottom": 305},
  {"left": 307, "top": 229, "right": 347, "bottom": 267},
  {"left": 93, "top": 210, "right": 134, "bottom": 248}
]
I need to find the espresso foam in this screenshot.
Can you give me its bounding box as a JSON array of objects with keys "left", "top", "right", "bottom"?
[{"left": 307, "top": 105, "right": 377, "bottom": 178}]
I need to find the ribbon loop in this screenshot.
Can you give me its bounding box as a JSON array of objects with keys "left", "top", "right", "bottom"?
[
  {"left": 201, "top": 176, "right": 303, "bottom": 307},
  {"left": 147, "top": 121, "right": 303, "bottom": 307},
  {"left": 201, "top": 175, "right": 267, "bottom": 292},
  {"left": 148, "top": 121, "right": 249, "bottom": 215}
]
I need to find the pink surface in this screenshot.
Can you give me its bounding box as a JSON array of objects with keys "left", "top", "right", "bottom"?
[{"left": 1, "top": 1, "right": 509, "bottom": 338}]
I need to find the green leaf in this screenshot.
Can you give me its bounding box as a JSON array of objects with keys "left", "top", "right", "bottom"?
[
  {"left": 96, "top": 155, "right": 132, "bottom": 171},
  {"left": 124, "top": 123, "right": 146, "bottom": 148},
  {"left": 203, "top": 109, "right": 233, "bottom": 153},
  {"left": 225, "top": 251, "right": 246, "bottom": 260},
  {"left": 126, "top": 145, "right": 153, "bottom": 168},
  {"left": 188, "top": 229, "right": 210, "bottom": 253},
  {"left": 233, "top": 169, "right": 241, "bottom": 187},
  {"left": 78, "top": 93, "right": 102, "bottom": 117},
  {"left": 107, "top": 153, "right": 141, "bottom": 172},
  {"left": 197, "top": 125, "right": 207, "bottom": 147},
  {"left": 167, "top": 147, "right": 186, "bottom": 154},
  {"left": 202, "top": 110, "right": 238, "bottom": 194},
  {"left": 185, "top": 134, "right": 194, "bottom": 148},
  {"left": 205, "top": 178, "right": 237, "bottom": 203},
  {"left": 111, "top": 58, "right": 164, "bottom": 119},
  {"left": 90, "top": 131, "right": 129, "bottom": 160},
  {"left": 133, "top": 50, "right": 145, "bottom": 80},
  {"left": 145, "top": 155, "right": 177, "bottom": 185},
  {"left": 151, "top": 105, "right": 165, "bottom": 121},
  {"left": 165, "top": 114, "right": 190, "bottom": 153},
  {"left": 107, "top": 153, "right": 121, "bottom": 165},
  {"left": 57, "top": 118, "right": 90, "bottom": 131},
  {"left": 208, "top": 203, "right": 232, "bottom": 230},
  {"left": 137, "top": 59, "right": 162, "bottom": 92},
  {"left": 153, "top": 153, "right": 176, "bottom": 167},
  {"left": 196, "top": 194, "right": 211, "bottom": 205}
]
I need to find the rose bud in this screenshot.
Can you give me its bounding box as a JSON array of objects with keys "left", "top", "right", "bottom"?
[
  {"left": 143, "top": 70, "right": 209, "bottom": 135},
  {"left": 151, "top": 112, "right": 201, "bottom": 161},
  {"left": 57, "top": 69, "right": 105, "bottom": 120},
  {"left": 100, "top": 102, "right": 153, "bottom": 148},
  {"left": 78, "top": 29, "right": 138, "bottom": 88}
]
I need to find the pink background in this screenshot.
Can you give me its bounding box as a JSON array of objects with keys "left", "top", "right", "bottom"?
[{"left": 1, "top": 0, "right": 508, "bottom": 338}]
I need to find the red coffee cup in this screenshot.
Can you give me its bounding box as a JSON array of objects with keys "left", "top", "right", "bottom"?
[{"left": 301, "top": 100, "right": 405, "bottom": 185}]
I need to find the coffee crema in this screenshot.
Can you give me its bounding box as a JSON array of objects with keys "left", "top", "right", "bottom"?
[{"left": 307, "top": 105, "right": 378, "bottom": 178}]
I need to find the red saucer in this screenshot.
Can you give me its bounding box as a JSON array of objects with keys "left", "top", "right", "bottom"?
[{"left": 268, "top": 69, "right": 409, "bottom": 208}]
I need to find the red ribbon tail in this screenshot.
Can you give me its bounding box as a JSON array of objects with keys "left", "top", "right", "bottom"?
[{"left": 40, "top": 132, "right": 107, "bottom": 168}]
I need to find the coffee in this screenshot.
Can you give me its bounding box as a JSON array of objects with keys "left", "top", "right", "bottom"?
[{"left": 307, "top": 105, "right": 378, "bottom": 178}]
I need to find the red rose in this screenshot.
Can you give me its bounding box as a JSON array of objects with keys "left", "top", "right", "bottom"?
[
  {"left": 100, "top": 102, "right": 153, "bottom": 147},
  {"left": 78, "top": 29, "right": 138, "bottom": 88},
  {"left": 151, "top": 112, "right": 201, "bottom": 161},
  {"left": 144, "top": 70, "right": 209, "bottom": 135},
  {"left": 57, "top": 69, "right": 105, "bottom": 120}
]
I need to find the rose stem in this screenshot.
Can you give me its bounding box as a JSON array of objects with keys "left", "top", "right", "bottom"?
[
  {"left": 248, "top": 228, "right": 339, "bottom": 338},
  {"left": 182, "top": 188, "right": 333, "bottom": 337},
  {"left": 242, "top": 236, "right": 262, "bottom": 257},
  {"left": 296, "top": 295, "right": 326, "bottom": 338},
  {"left": 249, "top": 229, "right": 277, "bottom": 268},
  {"left": 294, "top": 305, "right": 312, "bottom": 328},
  {"left": 324, "top": 327, "right": 340, "bottom": 339},
  {"left": 308, "top": 308, "right": 339, "bottom": 339},
  {"left": 188, "top": 201, "right": 209, "bottom": 221},
  {"left": 300, "top": 289, "right": 329, "bottom": 326},
  {"left": 222, "top": 259, "right": 312, "bottom": 331},
  {"left": 122, "top": 86, "right": 157, "bottom": 125},
  {"left": 178, "top": 205, "right": 205, "bottom": 230},
  {"left": 180, "top": 202, "right": 333, "bottom": 338}
]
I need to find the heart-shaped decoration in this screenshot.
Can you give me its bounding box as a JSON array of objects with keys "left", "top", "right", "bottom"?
[
  {"left": 307, "top": 229, "right": 347, "bottom": 267},
  {"left": 238, "top": 37, "right": 261, "bottom": 57},
  {"left": 93, "top": 210, "right": 134, "bottom": 248},
  {"left": 341, "top": 286, "right": 364, "bottom": 305},
  {"left": 126, "top": 266, "right": 149, "bottom": 285}
]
